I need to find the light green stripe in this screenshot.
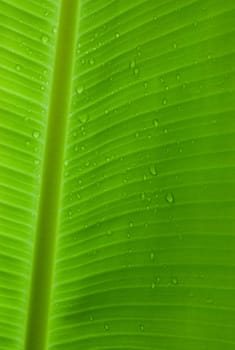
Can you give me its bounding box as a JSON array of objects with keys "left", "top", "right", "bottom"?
[{"left": 24, "top": 1, "right": 79, "bottom": 349}]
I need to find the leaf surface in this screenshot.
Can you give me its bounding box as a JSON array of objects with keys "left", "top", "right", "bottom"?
[{"left": 0, "top": 1, "right": 235, "bottom": 350}]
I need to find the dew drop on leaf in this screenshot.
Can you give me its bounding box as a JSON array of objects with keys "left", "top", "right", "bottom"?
[
  {"left": 15, "top": 64, "right": 21, "bottom": 71},
  {"left": 76, "top": 86, "right": 84, "bottom": 95},
  {"left": 32, "top": 130, "right": 40, "bottom": 139},
  {"left": 130, "top": 60, "right": 136, "bottom": 69},
  {"left": 165, "top": 192, "right": 174, "bottom": 204},
  {"left": 153, "top": 119, "right": 159, "bottom": 128},
  {"left": 149, "top": 164, "right": 157, "bottom": 176},
  {"left": 41, "top": 35, "right": 49, "bottom": 44},
  {"left": 104, "top": 323, "right": 109, "bottom": 331},
  {"left": 139, "top": 324, "right": 144, "bottom": 332},
  {"left": 143, "top": 81, "right": 148, "bottom": 89},
  {"left": 176, "top": 73, "right": 181, "bottom": 81},
  {"left": 171, "top": 277, "right": 178, "bottom": 285},
  {"left": 89, "top": 57, "right": 95, "bottom": 65},
  {"left": 134, "top": 67, "right": 139, "bottom": 76},
  {"left": 162, "top": 98, "right": 168, "bottom": 105},
  {"left": 79, "top": 114, "right": 89, "bottom": 124}
]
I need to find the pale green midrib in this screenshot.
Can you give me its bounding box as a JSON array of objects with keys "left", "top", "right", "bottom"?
[{"left": 24, "top": 1, "right": 80, "bottom": 350}]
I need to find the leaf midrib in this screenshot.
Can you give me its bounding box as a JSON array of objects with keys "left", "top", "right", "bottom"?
[{"left": 24, "top": 1, "right": 80, "bottom": 349}]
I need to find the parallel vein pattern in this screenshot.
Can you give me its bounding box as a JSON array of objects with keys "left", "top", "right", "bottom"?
[
  {"left": 49, "top": 1, "right": 235, "bottom": 350},
  {"left": 0, "top": 0, "right": 60, "bottom": 349}
]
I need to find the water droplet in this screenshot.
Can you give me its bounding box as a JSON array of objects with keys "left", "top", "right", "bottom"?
[
  {"left": 41, "top": 35, "right": 49, "bottom": 44},
  {"left": 34, "top": 159, "right": 40, "bottom": 165},
  {"left": 156, "top": 277, "right": 160, "bottom": 284},
  {"left": 15, "top": 64, "right": 21, "bottom": 71},
  {"left": 171, "top": 277, "right": 178, "bottom": 285},
  {"left": 139, "top": 324, "right": 144, "bottom": 331},
  {"left": 89, "top": 57, "right": 95, "bottom": 65},
  {"left": 153, "top": 119, "right": 159, "bottom": 128},
  {"left": 64, "top": 160, "right": 68, "bottom": 167},
  {"left": 89, "top": 315, "right": 94, "bottom": 321},
  {"left": 162, "top": 98, "right": 168, "bottom": 105},
  {"left": 151, "top": 282, "right": 156, "bottom": 289},
  {"left": 104, "top": 323, "right": 109, "bottom": 331},
  {"left": 129, "top": 221, "right": 134, "bottom": 228},
  {"left": 32, "top": 130, "right": 40, "bottom": 139},
  {"left": 44, "top": 10, "right": 49, "bottom": 17},
  {"left": 140, "top": 192, "right": 145, "bottom": 200},
  {"left": 76, "top": 86, "right": 84, "bottom": 94},
  {"left": 149, "top": 164, "right": 157, "bottom": 176},
  {"left": 165, "top": 192, "right": 174, "bottom": 204},
  {"left": 130, "top": 60, "right": 136, "bottom": 69},
  {"left": 143, "top": 81, "right": 148, "bottom": 89},
  {"left": 134, "top": 68, "right": 139, "bottom": 76},
  {"left": 79, "top": 114, "right": 89, "bottom": 124},
  {"left": 115, "top": 32, "right": 120, "bottom": 38},
  {"left": 173, "top": 42, "right": 177, "bottom": 49},
  {"left": 150, "top": 252, "right": 155, "bottom": 261},
  {"left": 176, "top": 73, "right": 181, "bottom": 81}
]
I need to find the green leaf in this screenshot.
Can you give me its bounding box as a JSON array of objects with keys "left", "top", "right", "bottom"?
[{"left": 1, "top": 1, "right": 235, "bottom": 350}]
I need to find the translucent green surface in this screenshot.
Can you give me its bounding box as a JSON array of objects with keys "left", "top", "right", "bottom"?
[{"left": 1, "top": 1, "right": 235, "bottom": 350}]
